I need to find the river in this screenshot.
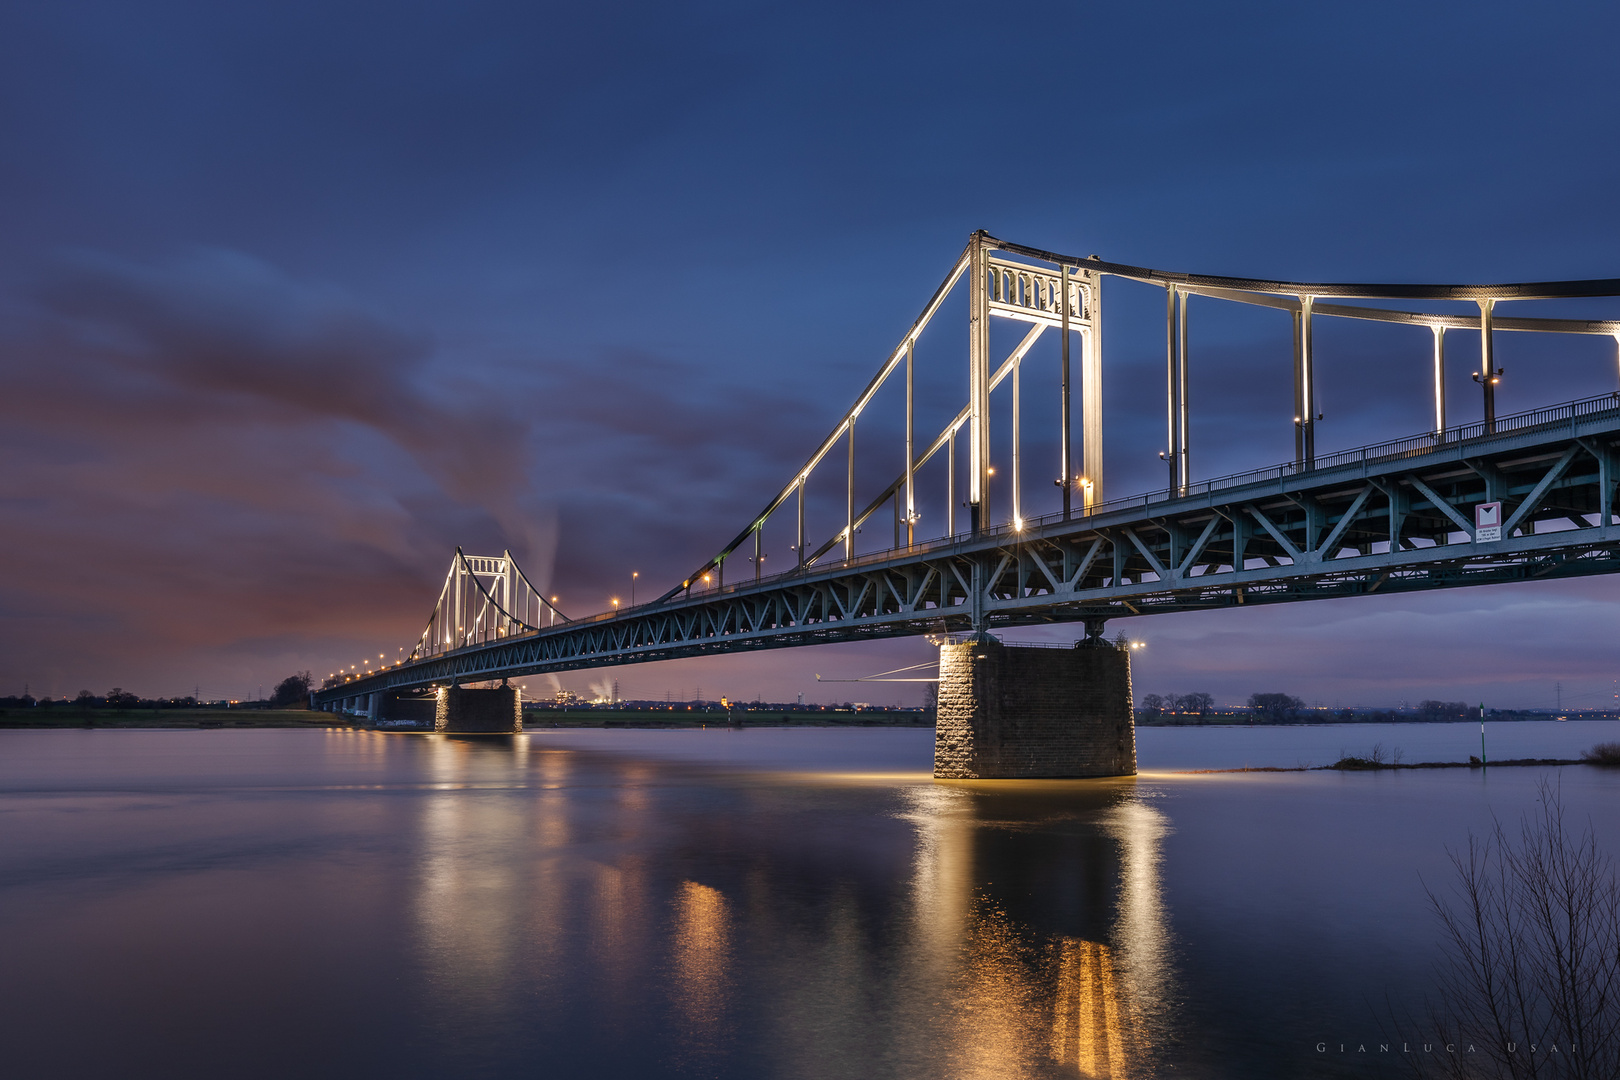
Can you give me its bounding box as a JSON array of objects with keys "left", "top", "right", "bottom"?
[{"left": 2, "top": 721, "right": 1617, "bottom": 1078}]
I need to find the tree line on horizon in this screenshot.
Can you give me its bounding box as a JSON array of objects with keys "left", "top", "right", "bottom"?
[
  {"left": 0, "top": 672, "right": 316, "bottom": 711},
  {"left": 1139, "top": 694, "right": 1485, "bottom": 724}
]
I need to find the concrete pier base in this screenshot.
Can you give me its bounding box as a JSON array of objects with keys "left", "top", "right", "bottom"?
[
  {"left": 933, "top": 636, "right": 1135, "bottom": 779},
  {"left": 435, "top": 685, "right": 523, "bottom": 733}
]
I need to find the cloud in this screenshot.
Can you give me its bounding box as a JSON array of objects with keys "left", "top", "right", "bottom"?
[
  {"left": 0, "top": 249, "right": 568, "bottom": 694},
  {"left": 34, "top": 248, "right": 532, "bottom": 508}
]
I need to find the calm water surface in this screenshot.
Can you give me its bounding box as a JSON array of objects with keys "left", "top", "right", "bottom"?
[{"left": 2, "top": 723, "right": 1618, "bottom": 1079}]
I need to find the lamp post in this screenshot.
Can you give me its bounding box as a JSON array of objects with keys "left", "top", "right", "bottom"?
[
  {"left": 631, "top": 571, "right": 638, "bottom": 607},
  {"left": 1120, "top": 638, "right": 1146, "bottom": 715}
]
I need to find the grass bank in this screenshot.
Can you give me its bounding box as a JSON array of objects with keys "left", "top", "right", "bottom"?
[{"left": 0, "top": 709, "right": 342, "bottom": 729}]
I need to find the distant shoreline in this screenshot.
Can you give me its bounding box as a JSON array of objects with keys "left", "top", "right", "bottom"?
[
  {"left": 1136, "top": 715, "right": 1615, "bottom": 727},
  {"left": 0, "top": 709, "right": 334, "bottom": 729},
  {"left": 0, "top": 707, "right": 934, "bottom": 730},
  {"left": 1177, "top": 757, "right": 1596, "bottom": 774},
  {"left": 1, "top": 709, "right": 1615, "bottom": 731}
]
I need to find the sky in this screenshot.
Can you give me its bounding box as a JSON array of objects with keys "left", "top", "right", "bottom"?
[{"left": 3, "top": 0, "right": 1620, "bottom": 709}]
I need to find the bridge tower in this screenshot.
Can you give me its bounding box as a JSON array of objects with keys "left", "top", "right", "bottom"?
[{"left": 967, "top": 230, "right": 1105, "bottom": 538}]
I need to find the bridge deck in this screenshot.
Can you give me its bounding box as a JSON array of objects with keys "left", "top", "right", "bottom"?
[{"left": 316, "top": 396, "right": 1620, "bottom": 705}]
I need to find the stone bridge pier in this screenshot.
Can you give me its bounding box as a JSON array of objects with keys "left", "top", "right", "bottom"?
[
  {"left": 435, "top": 684, "right": 523, "bottom": 733},
  {"left": 933, "top": 636, "right": 1136, "bottom": 779}
]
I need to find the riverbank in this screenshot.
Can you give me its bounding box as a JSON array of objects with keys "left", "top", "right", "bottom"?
[
  {"left": 1179, "top": 755, "right": 1608, "bottom": 774},
  {"left": 1137, "top": 714, "right": 1616, "bottom": 727},
  {"left": 0, "top": 709, "right": 337, "bottom": 729}
]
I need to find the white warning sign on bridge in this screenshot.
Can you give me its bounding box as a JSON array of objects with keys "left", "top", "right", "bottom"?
[{"left": 1475, "top": 501, "right": 1502, "bottom": 542}]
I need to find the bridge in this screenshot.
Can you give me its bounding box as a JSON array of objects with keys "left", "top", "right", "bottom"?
[{"left": 313, "top": 232, "right": 1620, "bottom": 775}]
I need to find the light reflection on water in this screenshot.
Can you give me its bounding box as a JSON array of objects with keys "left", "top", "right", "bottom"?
[
  {"left": 389, "top": 732, "right": 1174, "bottom": 1078},
  {"left": 1051, "top": 937, "right": 1128, "bottom": 1078},
  {"left": 896, "top": 781, "right": 1170, "bottom": 1079},
  {"left": 1103, "top": 795, "right": 1174, "bottom": 1045},
  {"left": 669, "top": 880, "right": 733, "bottom": 1062},
  {"left": 1, "top": 726, "right": 1617, "bottom": 1078}
]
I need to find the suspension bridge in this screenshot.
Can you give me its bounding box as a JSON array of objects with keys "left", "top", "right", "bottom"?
[{"left": 312, "top": 231, "right": 1620, "bottom": 771}]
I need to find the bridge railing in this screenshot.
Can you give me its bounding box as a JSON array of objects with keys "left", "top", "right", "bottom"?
[
  {"left": 1011, "top": 391, "right": 1620, "bottom": 533},
  {"left": 690, "top": 389, "right": 1620, "bottom": 594}
]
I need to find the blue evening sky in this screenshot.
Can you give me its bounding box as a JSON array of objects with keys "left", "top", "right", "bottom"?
[{"left": 3, "top": 0, "right": 1618, "bottom": 708}]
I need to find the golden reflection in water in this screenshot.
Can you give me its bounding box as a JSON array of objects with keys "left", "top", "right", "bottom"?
[
  {"left": 1051, "top": 938, "right": 1127, "bottom": 1078},
  {"left": 669, "top": 880, "right": 732, "bottom": 1059},
  {"left": 1103, "top": 795, "right": 1174, "bottom": 1038},
  {"left": 326, "top": 727, "right": 391, "bottom": 760},
  {"left": 617, "top": 763, "right": 654, "bottom": 813},
  {"left": 903, "top": 784, "right": 974, "bottom": 966},
  {"left": 900, "top": 781, "right": 1172, "bottom": 1079},
  {"left": 401, "top": 739, "right": 1170, "bottom": 1076},
  {"left": 534, "top": 749, "right": 571, "bottom": 851},
  {"left": 950, "top": 900, "right": 1048, "bottom": 1078}
]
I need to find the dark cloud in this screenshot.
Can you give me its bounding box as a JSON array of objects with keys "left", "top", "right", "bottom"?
[
  {"left": 34, "top": 249, "right": 530, "bottom": 506},
  {"left": 0, "top": 249, "right": 552, "bottom": 696}
]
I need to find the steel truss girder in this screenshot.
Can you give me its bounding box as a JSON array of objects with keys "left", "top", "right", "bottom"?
[{"left": 316, "top": 417, "right": 1620, "bottom": 705}]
